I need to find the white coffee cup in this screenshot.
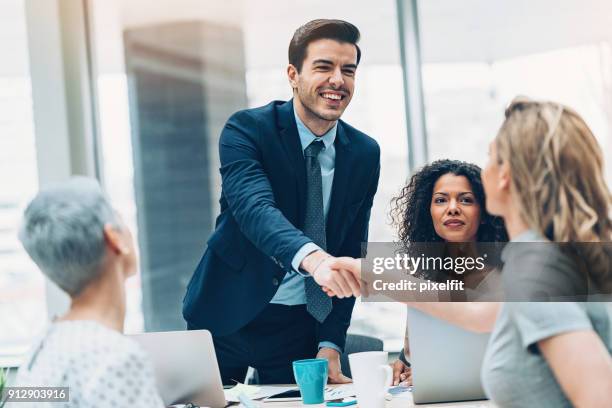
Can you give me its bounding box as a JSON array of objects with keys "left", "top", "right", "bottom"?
[{"left": 348, "top": 351, "right": 392, "bottom": 408}]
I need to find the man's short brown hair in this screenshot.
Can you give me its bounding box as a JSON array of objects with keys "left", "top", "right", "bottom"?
[{"left": 289, "top": 19, "right": 361, "bottom": 72}]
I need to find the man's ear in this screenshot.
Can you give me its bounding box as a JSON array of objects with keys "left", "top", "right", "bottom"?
[
  {"left": 287, "top": 64, "right": 298, "bottom": 89},
  {"left": 103, "top": 224, "right": 129, "bottom": 255}
]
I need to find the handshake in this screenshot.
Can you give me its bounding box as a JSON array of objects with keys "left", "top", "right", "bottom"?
[{"left": 300, "top": 251, "right": 363, "bottom": 298}]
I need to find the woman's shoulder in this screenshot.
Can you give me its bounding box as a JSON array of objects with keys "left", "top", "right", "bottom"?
[
  {"left": 502, "top": 241, "right": 587, "bottom": 301},
  {"left": 56, "top": 320, "right": 148, "bottom": 361},
  {"left": 503, "top": 302, "right": 611, "bottom": 349},
  {"left": 22, "top": 320, "right": 149, "bottom": 372},
  {"left": 51, "top": 321, "right": 163, "bottom": 406},
  {"left": 19, "top": 320, "right": 144, "bottom": 381},
  {"left": 17, "top": 320, "right": 162, "bottom": 406}
]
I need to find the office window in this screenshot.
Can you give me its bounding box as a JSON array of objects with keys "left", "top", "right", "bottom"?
[
  {"left": 90, "top": 0, "right": 246, "bottom": 333},
  {"left": 89, "top": 0, "right": 408, "bottom": 349},
  {"left": 420, "top": 0, "right": 612, "bottom": 186},
  {"left": 0, "top": 0, "right": 45, "bottom": 364}
]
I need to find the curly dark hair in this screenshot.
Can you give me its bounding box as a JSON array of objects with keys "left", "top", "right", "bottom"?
[{"left": 390, "top": 159, "right": 508, "bottom": 246}]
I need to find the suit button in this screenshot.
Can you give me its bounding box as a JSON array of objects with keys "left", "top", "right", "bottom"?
[{"left": 272, "top": 278, "right": 279, "bottom": 286}]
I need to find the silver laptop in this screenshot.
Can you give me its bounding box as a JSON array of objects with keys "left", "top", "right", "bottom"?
[
  {"left": 130, "top": 329, "right": 226, "bottom": 408},
  {"left": 406, "top": 308, "right": 489, "bottom": 404}
]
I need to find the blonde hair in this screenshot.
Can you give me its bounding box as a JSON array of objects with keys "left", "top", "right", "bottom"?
[{"left": 496, "top": 96, "right": 612, "bottom": 292}]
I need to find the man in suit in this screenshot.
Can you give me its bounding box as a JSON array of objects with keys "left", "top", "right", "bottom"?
[{"left": 183, "top": 19, "right": 380, "bottom": 385}]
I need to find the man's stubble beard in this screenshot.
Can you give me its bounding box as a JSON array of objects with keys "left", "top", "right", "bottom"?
[{"left": 296, "top": 87, "right": 344, "bottom": 122}]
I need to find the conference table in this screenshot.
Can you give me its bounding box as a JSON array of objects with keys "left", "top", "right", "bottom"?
[{"left": 254, "top": 385, "right": 496, "bottom": 408}]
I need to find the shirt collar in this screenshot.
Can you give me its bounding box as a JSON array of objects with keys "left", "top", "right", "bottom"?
[{"left": 293, "top": 104, "right": 337, "bottom": 151}]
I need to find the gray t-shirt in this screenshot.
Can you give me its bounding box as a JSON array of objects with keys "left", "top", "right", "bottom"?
[
  {"left": 500, "top": 233, "right": 589, "bottom": 301},
  {"left": 481, "top": 230, "right": 612, "bottom": 407},
  {"left": 482, "top": 302, "right": 611, "bottom": 407}
]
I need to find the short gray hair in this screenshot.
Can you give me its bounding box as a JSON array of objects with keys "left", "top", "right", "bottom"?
[{"left": 18, "top": 177, "right": 119, "bottom": 296}]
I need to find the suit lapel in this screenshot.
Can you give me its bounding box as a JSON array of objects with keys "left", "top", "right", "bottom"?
[
  {"left": 277, "top": 101, "right": 353, "bottom": 251},
  {"left": 326, "top": 121, "right": 352, "bottom": 254},
  {"left": 277, "top": 100, "right": 307, "bottom": 224}
]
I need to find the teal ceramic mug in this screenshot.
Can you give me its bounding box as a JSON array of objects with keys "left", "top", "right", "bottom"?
[{"left": 292, "top": 358, "right": 328, "bottom": 404}]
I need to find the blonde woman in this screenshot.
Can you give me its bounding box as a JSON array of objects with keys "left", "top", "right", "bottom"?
[
  {"left": 330, "top": 96, "right": 612, "bottom": 406},
  {"left": 480, "top": 97, "right": 612, "bottom": 407}
]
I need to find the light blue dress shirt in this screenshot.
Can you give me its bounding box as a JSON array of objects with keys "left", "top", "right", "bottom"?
[{"left": 269, "top": 106, "right": 339, "bottom": 352}]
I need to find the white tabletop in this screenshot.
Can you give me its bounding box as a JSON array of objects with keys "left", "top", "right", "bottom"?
[{"left": 256, "top": 385, "right": 495, "bottom": 408}]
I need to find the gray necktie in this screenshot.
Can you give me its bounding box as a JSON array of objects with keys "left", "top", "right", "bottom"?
[{"left": 303, "top": 140, "right": 332, "bottom": 322}]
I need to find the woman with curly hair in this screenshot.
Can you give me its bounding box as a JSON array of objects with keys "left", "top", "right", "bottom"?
[
  {"left": 388, "top": 159, "right": 508, "bottom": 385},
  {"left": 391, "top": 159, "right": 507, "bottom": 245}
]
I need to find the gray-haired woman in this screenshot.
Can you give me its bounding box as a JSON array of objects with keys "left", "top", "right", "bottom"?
[{"left": 14, "top": 177, "right": 163, "bottom": 407}]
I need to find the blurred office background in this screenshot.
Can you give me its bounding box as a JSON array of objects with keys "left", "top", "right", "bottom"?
[{"left": 2, "top": 0, "right": 612, "bottom": 365}]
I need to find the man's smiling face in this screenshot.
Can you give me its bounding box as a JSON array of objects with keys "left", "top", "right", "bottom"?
[{"left": 289, "top": 38, "right": 358, "bottom": 122}]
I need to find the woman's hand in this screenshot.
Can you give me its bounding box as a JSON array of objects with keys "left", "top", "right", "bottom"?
[
  {"left": 322, "top": 257, "right": 366, "bottom": 297},
  {"left": 391, "top": 359, "right": 412, "bottom": 386}
]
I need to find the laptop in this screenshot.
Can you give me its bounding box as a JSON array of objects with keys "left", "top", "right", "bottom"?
[
  {"left": 406, "top": 308, "right": 490, "bottom": 404},
  {"left": 130, "top": 329, "right": 226, "bottom": 408}
]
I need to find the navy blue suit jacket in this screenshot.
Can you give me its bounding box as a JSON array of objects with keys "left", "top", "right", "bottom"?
[{"left": 182, "top": 99, "right": 380, "bottom": 350}]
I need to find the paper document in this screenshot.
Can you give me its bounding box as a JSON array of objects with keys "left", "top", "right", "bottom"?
[
  {"left": 224, "top": 384, "right": 298, "bottom": 403},
  {"left": 388, "top": 385, "right": 412, "bottom": 400},
  {"left": 225, "top": 383, "right": 358, "bottom": 403},
  {"left": 324, "top": 384, "right": 356, "bottom": 401},
  {"left": 224, "top": 383, "right": 260, "bottom": 402}
]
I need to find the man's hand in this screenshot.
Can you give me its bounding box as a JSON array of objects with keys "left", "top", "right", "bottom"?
[
  {"left": 300, "top": 251, "right": 361, "bottom": 298},
  {"left": 391, "top": 359, "right": 412, "bottom": 386},
  {"left": 317, "top": 347, "right": 352, "bottom": 384},
  {"left": 321, "top": 257, "right": 366, "bottom": 298}
]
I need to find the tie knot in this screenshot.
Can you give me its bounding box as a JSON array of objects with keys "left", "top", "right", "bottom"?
[{"left": 304, "top": 140, "right": 325, "bottom": 157}]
